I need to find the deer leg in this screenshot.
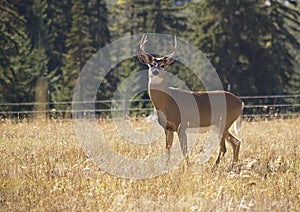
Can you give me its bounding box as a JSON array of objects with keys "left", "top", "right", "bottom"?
[
  {"left": 215, "top": 133, "right": 227, "bottom": 165},
  {"left": 178, "top": 125, "right": 191, "bottom": 167},
  {"left": 178, "top": 125, "right": 188, "bottom": 158},
  {"left": 227, "top": 131, "right": 241, "bottom": 163},
  {"left": 165, "top": 129, "right": 174, "bottom": 163}
]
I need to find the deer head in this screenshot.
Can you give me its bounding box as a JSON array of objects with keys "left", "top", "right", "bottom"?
[{"left": 138, "top": 34, "right": 177, "bottom": 84}]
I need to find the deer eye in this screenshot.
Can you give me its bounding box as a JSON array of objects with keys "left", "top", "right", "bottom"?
[
  {"left": 150, "top": 64, "right": 154, "bottom": 67},
  {"left": 160, "top": 64, "right": 165, "bottom": 69}
]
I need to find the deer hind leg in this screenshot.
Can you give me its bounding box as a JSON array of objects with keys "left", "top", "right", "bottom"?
[
  {"left": 178, "top": 125, "right": 188, "bottom": 158},
  {"left": 165, "top": 130, "right": 174, "bottom": 162},
  {"left": 227, "top": 131, "right": 241, "bottom": 163}
]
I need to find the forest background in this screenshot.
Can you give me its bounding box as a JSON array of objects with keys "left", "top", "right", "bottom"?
[{"left": 0, "top": 0, "right": 299, "bottom": 114}]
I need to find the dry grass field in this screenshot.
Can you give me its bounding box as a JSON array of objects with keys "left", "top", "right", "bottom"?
[{"left": 0, "top": 117, "right": 299, "bottom": 211}]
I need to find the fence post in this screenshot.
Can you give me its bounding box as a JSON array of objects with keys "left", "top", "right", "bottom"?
[
  {"left": 124, "top": 91, "right": 129, "bottom": 120},
  {"left": 34, "top": 77, "right": 48, "bottom": 119}
]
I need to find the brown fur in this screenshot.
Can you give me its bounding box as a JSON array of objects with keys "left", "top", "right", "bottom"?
[{"left": 138, "top": 34, "right": 243, "bottom": 166}]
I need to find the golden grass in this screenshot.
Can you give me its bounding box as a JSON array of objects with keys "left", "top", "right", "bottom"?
[{"left": 0, "top": 118, "right": 300, "bottom": 211}]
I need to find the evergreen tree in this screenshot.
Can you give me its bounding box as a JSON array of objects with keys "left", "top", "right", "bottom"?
[
  {"left": 109, "top": 0, "right": 190, "bottom": 113},
  {"left": 111, "top": 0, "right": 187, "bottom": 37},
  {"left": 46, "top": 0, "right": 72, "bottom": 76},
  {"left": 188, "top": 0, "right": 300, "bottom": 96},
  {"left": 0, "top": 35, "right": 38, "bottom": 113},
  {"left": 30, "top": 0, "right": 50, "bottom": 79},
  {"left": 85, "top": 0, "right": 110, "bottom": 48},
  {"left": 0, "top": 0, "right": 22, "bottom": 70},
  {"left": 54, "top": 0, "right": 94, "bottom": 109},
  {"left": 284, "top": 1, "right": 300, "bottom": 95},
  {"left": 11, "top": 0, "right": 50, "bottom": 77},
  {"left": 0, "top": 0, "right": 41, "bottom": 114},
  {"left": 1, "top": 0, "right": 299, "bottom": 116}
]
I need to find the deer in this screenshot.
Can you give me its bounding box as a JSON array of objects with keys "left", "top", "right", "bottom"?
[{"left": 137, "top": 34, "right": 244, "bottom": 167}]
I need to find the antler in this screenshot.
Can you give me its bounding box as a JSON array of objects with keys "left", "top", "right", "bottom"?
[
  {"left": 140, "top": 34, "right": 149, "bottom": 55},
  {"left": 138, "top": 34, "right": 154, "bottom": 64},
  {"left": 167, "top": 36, "right": 177, "bottom": 58},
  {"left": 140, "top": 34, "right": 177, "bottom": 57}
]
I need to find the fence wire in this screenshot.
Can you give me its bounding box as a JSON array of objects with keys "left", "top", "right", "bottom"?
[{"left": 0, "top": 94, "right": 299, "bottom": 119}]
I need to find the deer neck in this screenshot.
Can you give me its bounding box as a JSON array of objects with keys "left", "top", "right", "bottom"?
[{"left": 148, "top": 79, "right": 170, "bottom": 111}]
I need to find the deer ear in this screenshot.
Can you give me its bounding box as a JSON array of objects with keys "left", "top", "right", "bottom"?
[
  {"left": 164, "top": 56, "right": 176, "bottom": 65},
  {"left": 138, "top": 53, "right": 153, "bottom": 64}
]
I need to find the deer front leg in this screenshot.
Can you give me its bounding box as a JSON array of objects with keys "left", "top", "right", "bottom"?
[
  {"left": 165, "top": 129, "right": 174, "bottom": 163},
  {"left": 178, "top": 124, "right": 191, "bottom": 167}
]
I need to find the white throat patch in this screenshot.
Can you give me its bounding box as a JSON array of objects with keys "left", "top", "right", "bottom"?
[{"left": 149, "top": 76, "right": 164, "bottom": 85}]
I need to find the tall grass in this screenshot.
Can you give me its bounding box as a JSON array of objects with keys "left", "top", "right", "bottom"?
[{"left": 0, "top": 118, "right": 299, "bottom": 211}]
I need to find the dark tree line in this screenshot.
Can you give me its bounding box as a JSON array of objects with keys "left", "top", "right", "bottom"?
[{"left": 0, "top": 0, "right": 299, "bottom": 114}]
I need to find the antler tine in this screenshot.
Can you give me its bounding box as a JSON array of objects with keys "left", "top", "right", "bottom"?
[
  {"left": 168, "top": 35, "right": 177, "bottom": 57},
  {"left": 140, "top": 34, "right": 148, "bottom": 53}
]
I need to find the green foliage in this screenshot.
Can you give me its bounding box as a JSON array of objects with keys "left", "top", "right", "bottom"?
[
  {"left": 188, "top": 0, "right": 300, "bottom": 96},
  {"left": 110, "top": 0, "right": 187, "bottom": 37},
  {"left": 87, "top": 0, "right": 111, "bottom": 47},
  {"left": 52, "top": 0, "right": 110, "bottom": 108},
  {"left": 0, "top": 0, "right": 299, "bottom": 115},
  {"left": 0, "top": 0, "right": 39, "bottom": 113},
  {"left": 45, "top": 0, "right": 72, "bottom": 75},
  {"left": 59, "top": 0, "right": 94, "bottom": 100},
  {"left": 0, "top": 0, "right": 23, "bottom": 69},
  {"left": 109, "top": 0, "right": 190, "bottom": 112}
]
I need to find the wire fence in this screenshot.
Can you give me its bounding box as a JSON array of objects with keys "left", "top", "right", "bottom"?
[
  {"left": 0, "top": 94, "right": 299, "bottom": 120},
  {"left": 239, "top": 94, "right": 300, "bottom": 120}
]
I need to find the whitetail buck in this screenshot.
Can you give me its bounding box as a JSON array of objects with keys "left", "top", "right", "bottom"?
[{"left": 137, "top": 34, "right": 244, "bottom": 166}]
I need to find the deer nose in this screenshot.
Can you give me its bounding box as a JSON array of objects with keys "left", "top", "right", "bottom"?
[{"left": 152, "top": 69, "right": 159, "bottom": 76}]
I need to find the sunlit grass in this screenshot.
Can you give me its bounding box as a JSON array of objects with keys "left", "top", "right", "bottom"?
[{"left": 0, "top": 118, "right": 299, "bottom": 211}]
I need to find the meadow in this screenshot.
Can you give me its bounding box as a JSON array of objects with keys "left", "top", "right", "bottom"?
[{"left": 0, "top": 117, "right": 299, "bottom": 211}]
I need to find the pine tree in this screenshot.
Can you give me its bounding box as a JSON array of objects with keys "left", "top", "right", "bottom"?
[
  {"left": 0, "top": 36, "right": 38, "bottom": 113},
  {"left": 282, "top": 1, "right": 300, "bottom": 95},
  {"left": 85, "top": 0, "right": 110, "bottom": 48},
  {"left": 0, "top": 0, "right": 21, "bottom": 70},
  {"left": 46, "top": 0, "right": 72, "bottom": 74},
  {"left": 54, "top": 0, "right": 94, "bottom": 111},
  {"left": 109, "top": 0, "right": 190, "bottom": 114},
  {"left": 0, "top": 0, "right": 41, "bottom": 114},
  {"left": 111, "top": 0, "right": 187, "bottom": 37},
  {"left": 188, "top": 0, "right": 300, "bottom": 96}
]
